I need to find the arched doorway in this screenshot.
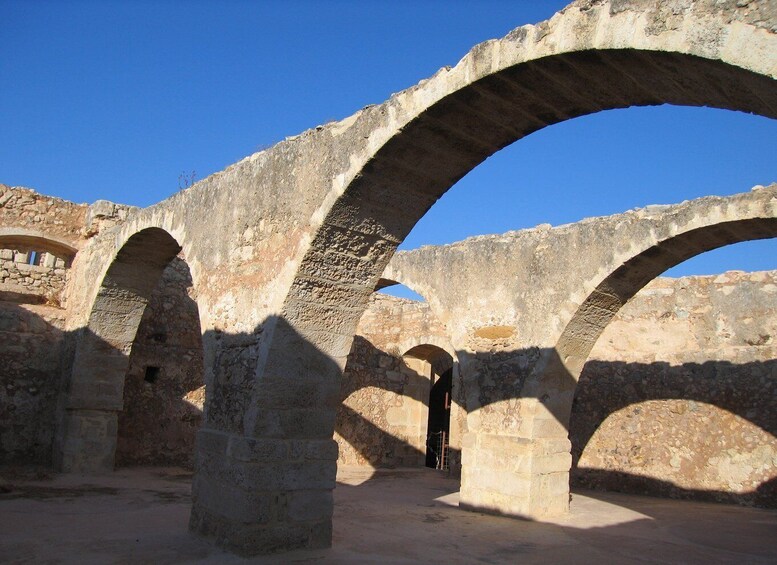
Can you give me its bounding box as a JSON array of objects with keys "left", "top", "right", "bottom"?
[
  {"left": 336, "top": 285, "right": 459, "bottom": 471},
  {"left": 425, "top": 367, "right": 453, "bottom": 470},
  {"left": 401, "top": 344, "right": 455, "bottom": 470}
]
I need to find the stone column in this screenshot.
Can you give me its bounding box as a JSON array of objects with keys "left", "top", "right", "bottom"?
[
  {"left": 457, "top": 349, "right": 574, "bottom": 519},
  {"left": 54, "top": 331, "right": 131, "bottom": 472},
  {"left": 189, "top": 318, "right": 341, "bottom": 555}
]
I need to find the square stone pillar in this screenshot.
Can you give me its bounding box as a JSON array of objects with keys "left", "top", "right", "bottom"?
[
  {"left": 55, "top": 409, "right": 118, "bottom": 472},
  {"left": 189, "top": 428, "right": 338, "bottom": 555},
  {"left": 459, "top": 407, "right": 571, "bottom": 518}
]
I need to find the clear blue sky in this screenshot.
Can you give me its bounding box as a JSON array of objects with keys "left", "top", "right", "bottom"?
[{"left": 2, "top": 0, "right": 776, "bottom": 301}]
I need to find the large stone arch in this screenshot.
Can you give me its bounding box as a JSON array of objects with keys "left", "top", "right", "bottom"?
[
  {"left": 190, "top": 0, "right": 777, "bottom": 554},
  {"left": 54, "top": 226, "right": 199, "bottom": 472},
  {"left": 510, "top": 194, "right": 777, "bottom": 519},
  {"left": 280, "top": 1, "right": 777, "bottom": 365}
]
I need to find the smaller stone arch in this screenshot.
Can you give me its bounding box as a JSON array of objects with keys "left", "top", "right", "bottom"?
[
  {"left": 401, "top": 343, "right": 460, "bottom": 472},
  {"left": 0, "top": 228, "right": 78, "bottom": 262},
  {"left": 0, "top": 229, "right": 78, "bottom": 305},
  {"left": 54, "top": 227, "right": 202, "bottom": 472},
  {"left": 397, "top": 336, "right": 457, "bottom": 364},
  {"left": 555, "top": 216, "right": 777, "bottom": 390}
]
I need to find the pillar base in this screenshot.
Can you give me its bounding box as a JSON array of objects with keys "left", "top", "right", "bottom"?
[
  {"left": 459, "top": 432, "right": 571, "bottom": 519},
  {"left": 189, "top": 428, "right": 338, "bottom": 555},
  {"left": 54, "top": 409, "right": 117, "bottom": 472},
  {"left": 190, "top": 503, "right": 332, "bottom": 556}
]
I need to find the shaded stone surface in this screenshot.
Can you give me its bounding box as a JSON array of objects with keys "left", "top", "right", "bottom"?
[
  {"left": 116, "top": 257, "right": 205, "bottom": 468},
  {"left": 572, "top": 272, "right": 777, "bottom": 506}
]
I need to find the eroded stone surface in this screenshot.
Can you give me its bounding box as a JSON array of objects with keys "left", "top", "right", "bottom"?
[
  {"left": 573, "top": 271, "right": 777, "bottom": 506},
  {"left": 0, "top": 0, "right": 776, "bottom": 555}
]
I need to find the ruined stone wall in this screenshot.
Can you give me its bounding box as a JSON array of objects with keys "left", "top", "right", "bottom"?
[
  {"left": 115, "top": 257, "right": 205, "bottom": 469},
  {"left": 0, "top": 249, "right": 69, "bottom": 304},
  {"left": 0, "top": 186, "right": 86, "bottom": 307},
  {"left": 573, "top": 271, "right": 777, "bottom": 506},
  {"left": 337, "top": 293, "right": 455, "bottom": 468},
  {"left": 0, "top": 187, "right": 86, "bottom": 465},
  {"left": 0, "top": 303, "right": 67, "bottom": 465},
  {"left": 344, "top": 272, "right": 775, "bottom": 506},
  {"left": 0, "top": 185, "right": 86, "bottom": 243}
]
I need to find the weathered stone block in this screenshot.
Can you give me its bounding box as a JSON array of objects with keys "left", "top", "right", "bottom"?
[
  {"left": 228, "top": 436, "right": 288, "bottom": 462},
  {"left": 287, "top": 489, "right": 333, "bottom": 522}
]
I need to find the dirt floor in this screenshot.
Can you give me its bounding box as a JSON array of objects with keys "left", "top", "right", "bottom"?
[{"left": 1, "top": 466, "right": 776, "bottom": 564}]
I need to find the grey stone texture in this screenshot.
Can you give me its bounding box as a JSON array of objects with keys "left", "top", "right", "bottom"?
[
  {"left": 0, "top": 302, "right": 66, "bottom": 465},
  {"left": 0, "top": 0, "right": 776, "bottom": 556},
  {"left": 115, "top": 257, "right": 205, "bottom": 468}
]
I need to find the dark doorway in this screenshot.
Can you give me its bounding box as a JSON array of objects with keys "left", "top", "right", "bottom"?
[{"left": 426, "top": 368, "right": 452, "bottom": 469}]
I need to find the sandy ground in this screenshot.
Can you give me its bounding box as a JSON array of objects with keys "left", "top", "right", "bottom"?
[{"left": 1, "top": 466, "right": 776, "bottom": 564}]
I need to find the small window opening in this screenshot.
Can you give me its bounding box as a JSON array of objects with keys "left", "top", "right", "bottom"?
[
  {"left": 27, "top": 251, "right": 41, "bottom": 266},
  {"left": 144, "top": 366, "right": 161, "bottom": 384},
  {"left": 149, "top": 332, "right": 167, "bottom": 344}
]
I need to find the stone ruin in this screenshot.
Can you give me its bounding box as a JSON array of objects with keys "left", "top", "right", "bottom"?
[{"left": 1, "top": 0, "right": 776, "bottom": 556}]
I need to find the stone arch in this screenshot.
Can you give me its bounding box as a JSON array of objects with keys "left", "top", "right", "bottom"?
[
  {"left": 192, "top": 1, "right": 777, "bottom": 553},
  {"left": 0, "top": 228, "right": 78, "bottom": 262},
  {"left": 555, "top": 215, "right": 777, "bottom": 394},
  {"left": 402, "top": 343, "right": 458, "bottom": 471},
  {"left": 54, "top": 227, "right": 199, "bottom": 472},
  {"left": 501, "top": 203, "right": 777, "bottom": 518},
  {"left": 397, "top": 336, "right": 457, "bottom": 364},
  {"left": 280, "top": 1, "right": 777, "bottom": 365},
  {"left": 335, "top": 288, "right": 460, "bottom": 470}
]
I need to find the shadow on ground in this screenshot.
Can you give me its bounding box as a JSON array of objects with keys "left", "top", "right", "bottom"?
[{"left": 1, "top": 466, "right": 776, "bottom": 564}]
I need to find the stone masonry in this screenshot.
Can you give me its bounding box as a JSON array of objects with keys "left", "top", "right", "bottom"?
[
  {"left": 338, "top": 272, "right": 776, "bottom": 507},
  {"left": 573, "top": 270, "right": 777, "bottom": 506},
  {"left": 1, "top": 0, "right": 776, "bottom": 556},
  {"left": 336, "top": 293, "right": 462, "bottom": 471},
  {"left": 116, "top": 257, "right": 205, "bottom": 469}
]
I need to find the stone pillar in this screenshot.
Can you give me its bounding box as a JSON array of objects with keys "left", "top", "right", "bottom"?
[
  {"left": 54, "top": 332, "right": 129, "bottom": 472},
  {"left": 189, "top": 430, "right": 338, "bottom": 554},
  {"left": 457, "top": 351, "right": 574, "bottom": 519},
  {"left": 55, "top": 410, "right": 118, "bottom": 472},
  {"left": 189, "top": 318, "right": 342, "bottom": 555},
  {"left": 459, "top": 416, "right": 571, "bottom": 517}
]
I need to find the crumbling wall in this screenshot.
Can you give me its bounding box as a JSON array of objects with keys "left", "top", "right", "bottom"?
[
  {"left": 0, "top": 186, "right": 87, "bottom": 465},
  {"left": 0, "top": 185, "right": 86, "bottom": 242},
  {"left": 572, "top": 271, "right": 777, "bottom": 506},
  {"left": 0, "top": 186, "right": 86, "bottom": 307},
  {"left": 337, "top": 293, "right": 454, "bottom": 468},
  {"left": 0, "top": 303, "right": 66, "bottom": 465},
  {"left": 0, "top": 249, "right": 69, "bottom": 304},
  {"left": 115, "top": 257, "right": 205, "bottom": 468}
]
